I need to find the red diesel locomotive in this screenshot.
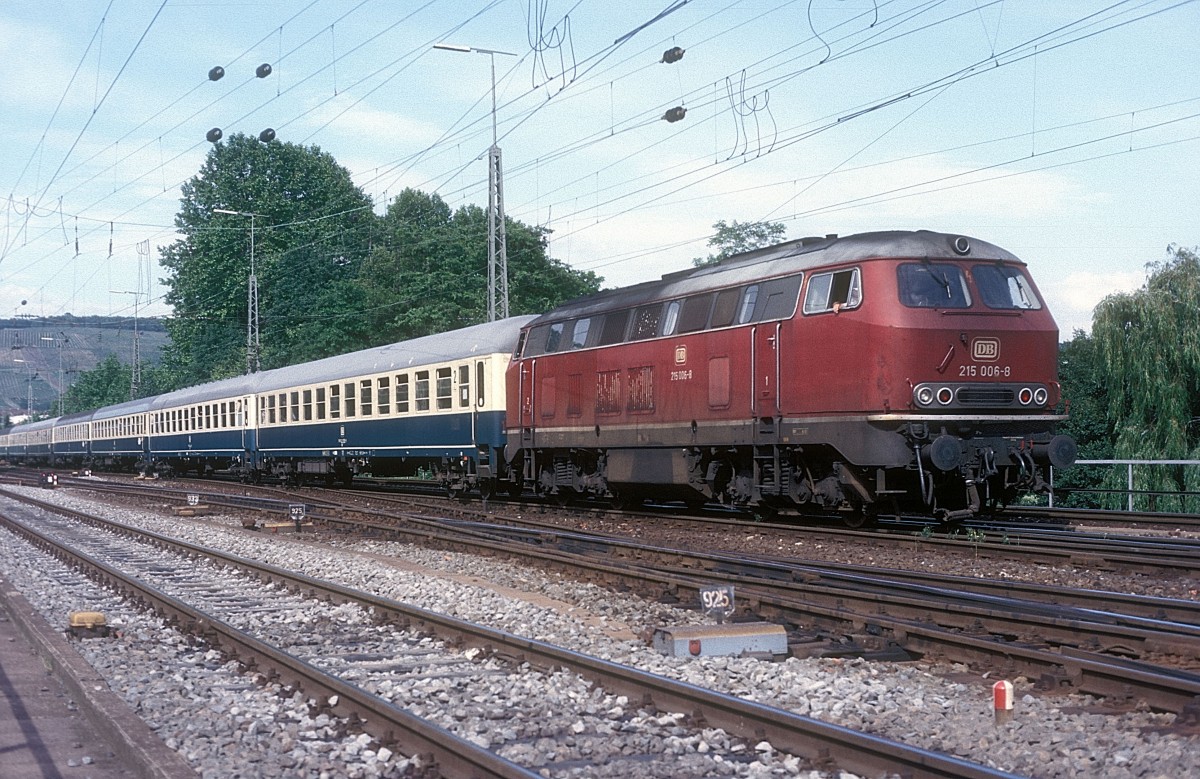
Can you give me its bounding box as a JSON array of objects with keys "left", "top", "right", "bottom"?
[{"left": 505, "top": 230, "right": 1076, "bottom": 522}]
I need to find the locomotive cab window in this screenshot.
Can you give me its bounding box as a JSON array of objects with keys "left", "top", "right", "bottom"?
[
  {"left": 972, "top": 264, "right": 1042, "bottom": 310},
  {"left": 630, "top": 303, "right": 662, "bottom": 340},
  {"left": 710, "top": 287, "right": 741, "bottom": 328},
  {"left": 545, "top": 322, "right": 565, "bottom": 353},
  {"left": 804, "top": 268, "right": 862, "bottom": 314},
  {"left": 678, "top": 293, "right": 714, "bottom": 333},
  {"left": 748, "top": 274, "right": 803, "bottom": 322},
  {"left": 598, "top": 310, "right": 630, "bottom": 345},
  {"left": 570, "top": 318, "right": 592, "bottom": 349},
  {"left": 738, "top": 285, "right": 759, "bottom": 323},
  {"left": 897, "top": 263, "right": 971, "bottom": 308}
]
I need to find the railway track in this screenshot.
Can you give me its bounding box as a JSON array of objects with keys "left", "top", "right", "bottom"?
[
  {"left": 21, "top": 477, "right": 1200, "bottom": 716},
  {"left": 0, "top": 487, "right": 1028, "bottom": 779}
]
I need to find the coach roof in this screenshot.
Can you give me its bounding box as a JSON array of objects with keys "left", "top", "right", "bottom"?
[{"left": 147, "top": 316, "right": 537, "bottom": 409}]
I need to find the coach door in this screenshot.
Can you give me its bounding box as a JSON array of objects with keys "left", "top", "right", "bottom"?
[{"left": 750, "top": 322, "right": 781, "bottom": 419}]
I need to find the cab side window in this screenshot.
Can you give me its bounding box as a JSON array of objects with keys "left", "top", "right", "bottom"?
[{"left": 803, "top": 268, "right": 862, "bottom": 314}]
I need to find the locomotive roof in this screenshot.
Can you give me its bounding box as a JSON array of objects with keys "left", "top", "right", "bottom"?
[
  {"left": 529, "top": 230, "right": 1022, "bottom": 325},
  {"left": 150, "top": 315, "right": 537, "bottom": 408}
]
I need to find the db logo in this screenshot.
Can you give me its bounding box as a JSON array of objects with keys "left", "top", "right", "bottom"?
[{"left": 972, "top": 338, "right": 1000, "bottom": 361}]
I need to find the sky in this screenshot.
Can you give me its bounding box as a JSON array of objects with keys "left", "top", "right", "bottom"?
[{"left": 1, "top": 0, "right": 1197, "bottom": 339}]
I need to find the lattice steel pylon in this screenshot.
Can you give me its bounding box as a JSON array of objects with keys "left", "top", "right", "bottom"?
[{"left": 488, "top": 144, "right": 509, "bottom": 321}]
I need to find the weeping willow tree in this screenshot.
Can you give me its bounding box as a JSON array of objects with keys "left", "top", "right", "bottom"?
[{"left": 1092, "top": 245, "right": 1200, "bottom": 512}]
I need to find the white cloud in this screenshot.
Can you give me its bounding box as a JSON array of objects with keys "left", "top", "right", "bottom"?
[{"left": 1040, "top": 269, "right": 1145, "bottom": 335}]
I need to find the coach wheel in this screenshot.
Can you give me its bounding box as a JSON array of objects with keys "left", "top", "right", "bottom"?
[
  {"left": 446, "top": 484, "right": 466, "bottom": 501},
  {"left": 506, "top": 477, "right": 524, "bottom": 498},
  {"left": 479, "top": 479, "right": 496, "bottom": 500}
]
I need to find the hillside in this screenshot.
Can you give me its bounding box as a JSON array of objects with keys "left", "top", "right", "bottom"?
[{"left": 1, "top": 316, "right": 169, "bottom": 416}]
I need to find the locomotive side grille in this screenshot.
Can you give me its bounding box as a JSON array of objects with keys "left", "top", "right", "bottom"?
[{"left": 955, "top": 387, "right": 1015, "bottom": 406}]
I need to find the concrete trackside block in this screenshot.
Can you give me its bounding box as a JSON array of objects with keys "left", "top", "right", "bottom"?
[{"left": 653, "top": 622, "right": 787, "bottom": 658}]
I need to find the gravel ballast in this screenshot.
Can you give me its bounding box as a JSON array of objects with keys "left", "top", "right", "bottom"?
[{"left": 1, "top": 486, "right": 1197, "bottom": 778}]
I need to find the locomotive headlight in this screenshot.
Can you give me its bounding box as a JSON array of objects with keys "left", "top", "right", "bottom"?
[
  {"left": 1033, "top": 387, "right": 1048, "bottom": 406},
  {"left": 1018, "top": 387, "right": 1034, "bottom": 405},
  {"left": 916, "top": 386, "right": 935, "bottom": 406},
  {"left": 936, "top": 387, "right": 954, "bottom": 405}
]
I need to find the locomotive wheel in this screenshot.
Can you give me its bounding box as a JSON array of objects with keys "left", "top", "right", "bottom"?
[{"left": 842, "top": 504, "right": 878, "bottom": 529}]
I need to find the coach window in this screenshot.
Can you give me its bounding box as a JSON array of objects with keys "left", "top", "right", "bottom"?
[
  {"left": 598, "top": 310, "right": 630, "bottom": 345},
  {"left": 475, "top": 361, "right": 486, "bottom": 407},
  {"left": 630, "top": 303, "right": 662, "bottom": 340},
  {"left": 415, "top": 371, "right": 430, "bottom": 411},
  {"left": 344, "top": 382, "right": 356, "bottom": 417},
  {"left": 679, "top": 293, "right": 714, "bottom": 333},
  {"left": 290, "top": 391, "right": 300, "bottom": 422},
  {"left": 330, "top": 385, "right": 341, "bottom": 418},
  {"left": 738, "top": 285, "right": 759, "bottom": 323},
  {"left": 267, "top": 395, "right": 276, "bottom": 424},
  {"left": 377, "top": 377, "right": 390, "bottom": 415},
  {"left": 804, "top": 268, "right": 861, "bottom": 314},
  {"left": 458, "top": 365, "right": 470, "bottom": 406},
  {"left": 360, "top": 380, "right": 372, "bottom": 416},
  {"left": 316, "top": 387, "right": 327, "bottom": 420},
  {"left": 236, "top": 400, "right": 245, "bottom": 427},
  {"left": 396, "top": 374, "right": 410, "bottom": 413},
  {"left": 436, "top": 367, "right": 453, "bottom": 410},
  {"left": 303, "top": 390, "right": 313, "bottom": 421}
]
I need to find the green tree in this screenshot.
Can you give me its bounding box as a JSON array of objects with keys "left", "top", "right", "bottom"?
[
  {"left": 59, "top": 356, "right": 167, "bottom": 413},
  {"left": 1053, "top": 330, "right": 1113, "bottom": 508},
  {"left": 159, "top": 133, "right": 375, "bottom": 386},
  {"left": 692, "top": 219, "right": 787, "bottom": 267},
  {"left": 1092, "top": 244, "right": 1200, "bottom": 511},
  {"left": 358, "top": 189, "right": 601, "bottom": 342}
]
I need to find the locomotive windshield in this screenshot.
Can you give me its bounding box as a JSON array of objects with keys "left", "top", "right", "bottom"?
[
  {"left": 972, "top": 264, "right": 1042, "bottom": 310},
  {"left": 897, "top": 263, "right": 971, "bottom": 308}
]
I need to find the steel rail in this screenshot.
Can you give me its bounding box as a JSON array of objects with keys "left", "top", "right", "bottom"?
[
  {"left": 13, "top": 481, "right": 1200, "bottom": 711},
  {"left": 0, "top": 488, "right": 1024, "bottom": 779},
  {"left": 0, "top": 507, "right": 541, "bottom": 779}
]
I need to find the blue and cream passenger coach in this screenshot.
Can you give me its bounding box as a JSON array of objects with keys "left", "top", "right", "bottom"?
[{"left": 246, "top": 316, "right": 534, "bottom": 490}]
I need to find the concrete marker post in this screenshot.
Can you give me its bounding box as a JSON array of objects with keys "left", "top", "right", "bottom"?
[{"left": 993, "top": 679, "right": 1014, "bottom": 725}]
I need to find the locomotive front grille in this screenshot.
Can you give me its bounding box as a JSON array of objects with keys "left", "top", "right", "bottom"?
[{"left": 955, "top": 387, "right": 1015, "bottom": 406}]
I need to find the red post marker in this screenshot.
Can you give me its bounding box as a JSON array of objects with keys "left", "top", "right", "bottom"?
[{"left": 993, "top": 680, "right": 1014, "bottom": 724}]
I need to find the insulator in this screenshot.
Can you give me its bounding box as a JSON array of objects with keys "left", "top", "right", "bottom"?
[
  {"left": 661, "top": 46, "right": 685, "bottom": 64},
  {"left": 258, "top": 128, "right": 276, "bottom": 143},
  {"left": 256, "top": 63, "right": 273, "bottom": 78},
  {"left": 208, "top": 66, "right": 225, "bottom": 81},
  {"left": 206, "top": 127, "right": 223, "bottom": 143},
  {"left": 662, "top": 106, "right": 687, "bottom": 123}
]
